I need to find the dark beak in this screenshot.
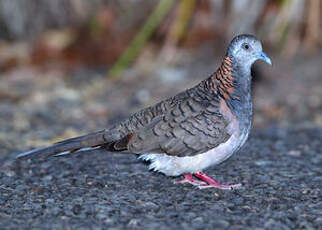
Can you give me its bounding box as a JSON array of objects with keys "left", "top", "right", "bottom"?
[{"left": 258, "top": 51, "right": 272, "bottom": 65}]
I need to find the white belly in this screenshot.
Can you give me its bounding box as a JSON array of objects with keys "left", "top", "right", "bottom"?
[{"left": 138, "top": 129, "right": 248, "bottom": 176}]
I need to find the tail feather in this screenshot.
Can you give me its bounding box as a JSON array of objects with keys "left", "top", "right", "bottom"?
[{"left": 16, "top": 130, "right": 109, "bottom": 159}]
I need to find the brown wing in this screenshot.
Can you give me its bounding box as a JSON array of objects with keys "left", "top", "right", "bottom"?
[{"left": 127, "top": 93, "right": 231, "bottom": 157}]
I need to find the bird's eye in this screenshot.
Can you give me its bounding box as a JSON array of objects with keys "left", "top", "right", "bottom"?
[{"left": 242, "top": 43, "right": 250, "bottom": 50}]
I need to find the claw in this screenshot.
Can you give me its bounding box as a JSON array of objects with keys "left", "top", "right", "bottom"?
[
  {"left": 175, "top": 172, "right": 241, "bottom": 190},
  {"left": 198, "top": 183, "right": 241, "bottom": 190},
  {"left": 194, "top": 172, "right": 242, "bottom": 190},
  {"left": 174, "top": 174, "right": 207, "bottom": 186}
]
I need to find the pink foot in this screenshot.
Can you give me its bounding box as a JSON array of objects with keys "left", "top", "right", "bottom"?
[
  {"left": 194, "top": 172, "right": 241, "bottom": 190},
  {"left": 174, "top": 174, "right": 207, "bottom": 186}
]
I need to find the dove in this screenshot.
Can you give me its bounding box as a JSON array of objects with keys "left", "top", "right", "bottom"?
[{"left": 17, "top": 34, "right": 272, "bottom": 189}]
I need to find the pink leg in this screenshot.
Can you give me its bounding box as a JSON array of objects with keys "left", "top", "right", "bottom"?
[
  {"left": 194, "top": 172, "right": 241, "bottom": 190},
  {"left": 174, "top": 174, "right": 207, "bottom": 186}
]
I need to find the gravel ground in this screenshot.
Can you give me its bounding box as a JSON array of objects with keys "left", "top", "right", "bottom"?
[
  {"left": 0, "top": 53, "right": 321, "bottom": 229},
  {"left": 0, "top": 126, "right": 321, "bottom": 230}
]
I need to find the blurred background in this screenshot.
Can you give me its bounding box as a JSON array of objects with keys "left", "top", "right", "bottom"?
[{"left": 0, "top": 0, "right": 321, "bottom": 154}]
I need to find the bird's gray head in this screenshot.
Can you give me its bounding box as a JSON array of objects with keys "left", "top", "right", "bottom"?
[{"left": 226, "top": 34, "right": 272, "bottom": 70}]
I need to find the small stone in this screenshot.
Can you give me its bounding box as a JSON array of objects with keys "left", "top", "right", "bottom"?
[
  {"left": 127, "top": 219, "right": 139, "bottom": 228},
  {"left": 141, "top": 201, "right": 159, "bottom": 211},
  {"left": 287, "top": 150, "right": 301, "bottom": 157},
  {"left": 212, "top": 219, "right": 230, "bottom": 228},
  {"left": 45, "top": 198, "right": 55, "bottom": 204},
  {"left": 315, "top": 217, "right": 322, "bottom": 225},
  {"left": 192, "top": 217, "right": 203, "bottom": 223},
  {"left": 254, "top": 160, "right": 270, "bottom": 166},
  {"left": 72, "top": 204, "right": 82, "bottom": 215},
  {"left": 96, "top": 213, "right": 108, "bottom": 220}
]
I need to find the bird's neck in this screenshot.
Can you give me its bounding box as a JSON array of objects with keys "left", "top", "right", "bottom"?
[{"left": 204, "top": 55, "right": 253, "bottom": 111}]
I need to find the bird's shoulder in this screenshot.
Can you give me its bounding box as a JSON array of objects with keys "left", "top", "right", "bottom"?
[{"left": 122, "top": 80, "right": 219, "bottom": 129}]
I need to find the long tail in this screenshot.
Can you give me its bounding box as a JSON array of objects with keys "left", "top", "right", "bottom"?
[{"left": 16, "top": 130, "right": 110, "bottom": 159}]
